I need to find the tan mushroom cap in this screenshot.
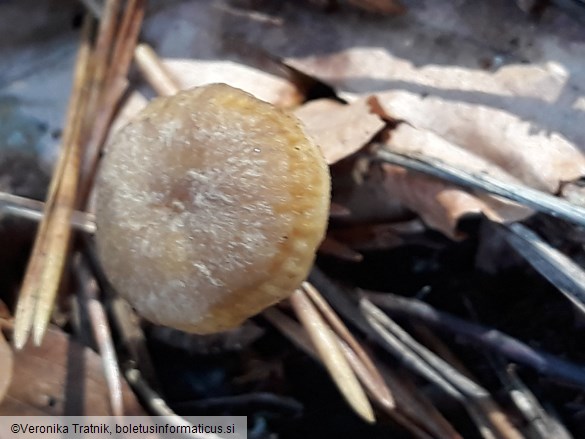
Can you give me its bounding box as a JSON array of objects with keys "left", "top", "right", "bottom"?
[{"left": 95, "top": 84, "right": 330, "bottom": 333}]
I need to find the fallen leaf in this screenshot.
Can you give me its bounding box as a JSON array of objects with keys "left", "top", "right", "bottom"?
[
  {"left": 382, "top": 120, "right": 525, "bottom": 187},
  {"left": 0, "top": 331, "right": 13, "bottom": 405},
  {"left": 213, "top": 1, "right": 585, "bottom": 192},
  {"left": 295, "top": 98, "right": 385, "bottom": 164},
  {"left": 375, "top": 91, "right": 585, "bottom": 193},
  {"left": 379, "top": 122, "right": 533, "bottom": 235},
  {"left": 381, "top": 163, "right": 528, "bottom": 239},
  {"left": 0, "top": 326, "right": 144, "bottom": 416},
  {"left": 163, "top": 59, "right": 302, "bottom": 108}
]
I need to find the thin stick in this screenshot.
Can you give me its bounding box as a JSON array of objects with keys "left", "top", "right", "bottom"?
[
  {"left": 263, "top": 308, "right": 435, "bottom": 439},
  {"left": 86, "top": 0, "right": 122, "bottom": 117},
  {"left": 13, "top": 17, "right": 94, "bottom": 349},
  {"left": 80, "top": 0, "right": 182, "bottom": 98},
  {"left": 503, "top": 223, "right": 585, "bottom": 315},
  {"left": 373, "top": 149, "right": 585, "bottom": 229},
  {"left": 365, "top": 291, "right": 585, "bottom": 388},
  {"left": 134, "top": 43, "right": 181, "bottom": 96},
  {"left": 76, "top": 253, "right": 124, "bottom": 416},
  {"left": 289, "top": 289, "right": 375, "bottom": 423},
  {"left": 79, "top": 0, "right": 145, "bottom": 205},
  {"left": 361, "top": 299, "right": 524, "bottom": 439},
  {"left": 81, "top": 235, "right": 159, "bottom": 385},
  {"left": 302, "top": 282, "right": 394, "bottom": 407},
  {"left": 107, "top": 0, "right": 145, "bottom": 88},
  {"left": 0, "top": 191, "right": 95, "bottom": 234},
  {"left": 125, "top": 368, "right": 223, "bottom": 439}
]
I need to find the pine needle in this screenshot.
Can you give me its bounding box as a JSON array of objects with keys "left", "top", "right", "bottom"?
[
  {"left": 289, "top": 289, "right": 375, "bottom": 423},
  {"left": 301, "top": 282, "right": 394, "bottom": 408},
  {"left": 13, "top": 17, "right": 94, "bottom": 348}
]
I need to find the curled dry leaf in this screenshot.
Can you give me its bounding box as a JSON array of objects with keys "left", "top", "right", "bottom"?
[
  {"left": 378, "top": 122, "right": 533, "bottom": 236},
  {"left": 294, "top": 98, "right": 385, "bottom": 164},
  {"left": 381, "top": 163, "right": 530, "bottom": 239},
  {"left": 381, "top": 120, "right": 525, "bottom": 187},
  {"left": 375, "top": 91, "right": 585, "bottom": 193},
  {"left": 0, "top": 331, "right": 13, "bottom": 405},
  {"left": 0, "top": 326, "right": 143, "bottom": 416}
]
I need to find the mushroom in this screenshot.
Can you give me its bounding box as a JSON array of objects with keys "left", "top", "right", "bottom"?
[{"left": 95, "top": 84, "right": 330, "bottom": 333}]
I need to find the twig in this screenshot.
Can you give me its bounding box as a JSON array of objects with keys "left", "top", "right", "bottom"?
[
  {"left": 289, "top": 289, "right": 375, "bottom": 423},
  {"left": 79, "top": 0, "right": 145, "bottom": 205},
  {"left": 373, "top": 149, "right": 585, "bottom": 229},
  {"left": 75, "top": 253, "right": 124, "bottom": 417},
  {"left": 502, "top": 223, "right": 585, "bottom": 315},
  {"left": 134, "top": 43, "right": 181, "bottom": 96},
  {"left": 494, "top": 359, "right": 573, "bottom": 439},
  {"left": 0, "top": 191, "right": 96, "bottom": 234},
  {"left": 82, "top": 236, "right": 159, "bottom": 386},
  {"left": 124, "top": 368, "right": 225, "bottom": 439},
  {"left": 13, "top": 17, "right": 94, "bottom": 348},
  {"left": 262, "top": 308, "right": 439, "bottom": 439},
  {"left": 80, "top": 0, "right": 182, "bottom": 98},
  {"left": 301, "top": 282, "right": 393, "bottom": 407},
  {"left": 361, "top": 299, "right": 524, "bottom": 439},
  {"left": 308, "top": 268, "right": 520, "bottom": 439},
  {"left": 364, "top": 291, "right": 585, "bottom": 388}
]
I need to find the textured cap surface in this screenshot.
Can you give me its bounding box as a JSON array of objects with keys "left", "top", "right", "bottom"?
[{"left": 95, "top": 84, "right": 330, "bottom": 333}]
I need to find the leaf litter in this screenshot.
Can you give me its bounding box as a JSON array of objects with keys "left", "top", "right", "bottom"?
[{"left": 3, "top": 0, "right": 585, "bottom": 438}]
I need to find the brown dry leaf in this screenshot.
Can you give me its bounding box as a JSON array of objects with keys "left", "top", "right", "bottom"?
[
  {"left": 295, "top": 98, "right": 385, "bottom": 164},
  {"left": 379, "top": 122, "right": 533, "bottom": 235},
  {"left": 214, "top": 0, "right": 585, "bottom": 192},
  {"left": 163, "top": 59, "right": 302, "bottom": 108},
  {"left": 375, "top": 91, "right": 585, "bottom": 193},
  {"left": 382, "top": 165, "right": 538, "bottom": 237},
  {"left": 346, "top": 0, "right": 405, "bottom": 15},
  {"left": 0, "top": 331, "right": 13, "bottom": 405},
  {"left": 0, "top": 326, "right": 144, "bottom": 416},
  {"left": 381, "top": 163, "right": 524, "bottom": 239},
  {"left": 382, "top": 120, "right": 525, "bottom": 187}
]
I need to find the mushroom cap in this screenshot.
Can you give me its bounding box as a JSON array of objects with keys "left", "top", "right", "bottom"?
[{"left": 95, "top": 84, "right": 330, "bottom": 333}]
